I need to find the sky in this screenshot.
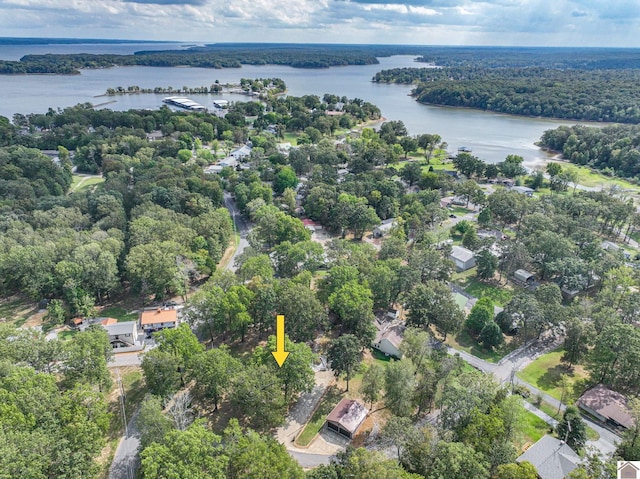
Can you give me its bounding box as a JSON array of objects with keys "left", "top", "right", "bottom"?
[{"left": 1, "top": 0, "right": 640, "bottom": 47}]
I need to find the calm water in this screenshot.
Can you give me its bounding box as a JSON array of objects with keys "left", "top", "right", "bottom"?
[{"left": 0, "top": 44, "right": 583, "bottom": 166}]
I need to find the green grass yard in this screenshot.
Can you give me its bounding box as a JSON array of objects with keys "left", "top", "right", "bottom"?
[
  {"left": 296, "top": 385, "right": 342, "bottom": 447},
  {"left": 517, "top": 349, "right": 588, "bottom": 403},
  {"left": 446, "top": 329, "right": 512, "bottom": 363},
  {"left": 0, "top": 295, "right": 35, "bottom": 326},
  {"left": 521, "top": 410, "right": 552, "bottom": 444},
  {"left": 70, "top": 175, "right": 105, "bottom": 193},
  {"left": 100, "top": 306, "right": 138, "bottom": 323},
  {"left": 455, "top": 276, "right": 513, "bottom": 307}
]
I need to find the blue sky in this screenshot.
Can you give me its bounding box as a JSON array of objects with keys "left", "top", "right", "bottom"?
[{"left": 1, "top": 0, "right": 639, "bottom": 46}]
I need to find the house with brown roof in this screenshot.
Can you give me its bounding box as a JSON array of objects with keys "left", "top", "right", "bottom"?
[
  {"left": 577, "top": 384, "right": 635, "bottom": 429},
  {"left": 140, "top": 308, "right": 178, "bottom": 335},
  {"left": 372, "top": 320, "right": 404, "bottom": 359},
  {"left": 325, "top": 399, "right": 368, "bottom": 439}
]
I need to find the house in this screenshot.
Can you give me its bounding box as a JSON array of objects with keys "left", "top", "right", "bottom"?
[
  {"left": 140, "top": 308, "right": 178, "bottom": 335},
  {"left": 212, "top": 100, "right": 229, "bottom": 109},
  {"left": 619, "top": 462, "right": 640, "bottom": 479},
  {"left": 516, "top": 435, "right": 581, "bottom": 479},
  {"left": 449, "top": 246, "right": 476, "bottom": 272},
  {"left": 511, "top": 185, "right": 534, "bottom": 197},
  {"left": 204, "top": 164, "right": 223, "bottom": 174},
  {"left": 513, "top": 269, "right": 536, "bottom": 285},
  {"left": 373, "top": 218, "right": 397, "bottom": 238},
  {"left": 372, "top": 319, "right": 404, "bottom": 359},
  {"left": 103, "top": 321, "right": 143, "bottom": 351},
  {"left": 219, "top": 157, "right": 238, "bottom": 168},
  {"left": 302, "top": 219, "right": 323, "bottom": 232},
  {"left": 230, "top": 145, "right": 252, "bottom": 159},
  {"left": 601, "top": 240, "right": 632, "bottom": 260},
  {"left": 325, "top": 399, "right": 368, "bottom": 439},
  {"left": 577, "top": 384, "right": 635, "bottom": 430}
]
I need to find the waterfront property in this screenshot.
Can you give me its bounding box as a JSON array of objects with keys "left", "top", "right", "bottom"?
[
  {"left": 162, "top": 96, "right": 207, "bottom": 111},
  {"left": 325, "top": 398, "right": 368, "bottom": 439}
]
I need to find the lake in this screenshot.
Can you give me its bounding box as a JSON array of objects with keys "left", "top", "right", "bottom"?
[{"left": 0, "top": 43, "right": 583, "bottom": 166}]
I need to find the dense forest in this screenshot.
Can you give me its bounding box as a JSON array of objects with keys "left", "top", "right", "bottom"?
[
  {"left": 539, "top": 124, "right": 640, "bottom": 179},
  {"left": 373, "top": 66, "right": 640, "bottom": 124},
  {"left": 5, "top": 43, "right": 640, "bottom": 74}
]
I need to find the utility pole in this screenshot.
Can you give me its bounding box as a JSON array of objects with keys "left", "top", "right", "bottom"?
[{"left": 115, "top": 368, "right": 133, "bottom": 479}]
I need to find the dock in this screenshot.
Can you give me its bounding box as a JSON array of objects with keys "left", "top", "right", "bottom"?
[{"left": 162, "top": 96, "right": 207, "bottom": 111}]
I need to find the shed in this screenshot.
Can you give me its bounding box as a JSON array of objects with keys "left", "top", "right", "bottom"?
[
  {"left": 511, "top": 186, "right": 534, "bottom": 197},
  {"left": 577, "top": 384, "right": 635, "bottom": 429},
  {"left": 516, "top": 435, "right": 580, "bottom": 479},
  {"left": 449, "top": 246, "right": 476, "bottom": 272},
  {"left": 372, "top": 320, "right": 404, "bottom": 359},
  {"left": 513, "top": 269, "right": 535, "bottom": 284},
  {"left": 325, "top": 399, "right": 368, "bottom": 439}
]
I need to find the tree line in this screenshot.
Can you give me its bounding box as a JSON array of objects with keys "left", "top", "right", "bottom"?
[{"left": 373, "top": 66, "right": 640, "bottom": 124}]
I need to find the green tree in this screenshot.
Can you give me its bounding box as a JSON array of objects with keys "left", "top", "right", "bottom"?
[
  {"left": 556, "top": 405, "right": 587, "bottom": 451},
  {"left": 465, "top": 298, "right": 493, "bottom": 335},
  {"left": 476, "top": 248, "right": 498, "bottom": 279},
  {"left": 406, "top": 281, "right": 464, "bottom": 340},
  {"left": 276, "top": 280, "right": 327, "bottom": 342},
  {"left": 385, "top": 359, "right": 416, "bottom": 417},
  {"left": 328, "top": 280, "right": 376, "bottom": 346},
  {"left": 327, "top": 334, "right": 362, "bottom": 392},
  {"left": 63, "top": 325, "right": 113, "bottom": 391},
  {"left": 562, "top": 318, "right": 591, "bottom": 368},
  {"left": 495, "top": 461, "right": 538, "bottom": 479},
  {"left": 190, "top": 346, "right": 242, "bottom": 411},
  {"left": 499, "top": 155, "right": 526, "bottom": 178},
  {"left": 425, "top": 441, "right": 490, "bottom": 479},
  {"left": 44, "top": 299, "right": 66, "bottom": 327},
  {"left": 140, "top": 421, "right": 227, "bottom": 479},
  {"left": 229, "top": 364, "right": 287, "bottom": 431},
  {"left": 479, "top": 321, "right": 503, "bottom": 350},
  {"left": 141, "top": 349, "right": 182, "bottom": 397},
  {"left": 137, "top": 395, "right": 175, "bottom": 449},
  {"left": 361, "top": 363, "right": 385, "bottom": 409},
  {"left": 255, "top": 335, "right": 315, "bottom": 402},
  {"left": 274, "top": 166, "right": 298, "bottom": 195},
  {"left": 401, "top": 162, "right": 423, "bottom": 186}
]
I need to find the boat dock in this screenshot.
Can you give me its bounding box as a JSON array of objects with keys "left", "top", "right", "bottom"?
[{"left": 162, "top": 96, "right": 207, "bottom": 111}]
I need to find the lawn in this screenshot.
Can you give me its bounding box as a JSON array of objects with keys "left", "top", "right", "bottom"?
[
  {"left": 448, "top": 206, "right": 472, "bottom": 217},
  {"left": 517, "top": 349, "right": 588, "bottom": 403},
  {"left": 446, "top": 329, "right": 512, "bottom": 363},
  {"left": 296, "top": 385, "right": 342, "bottom": 447},
  {"left": 58, "top": 330, "right": 78, "bottom": 340},
  {"left": 70, "top": 175, "right": 105, "bottom": 193},
  {"left": 521, "top": 410, "right": 552, "bottom": 444},
  {"left": 459, "top": 277, "right": 514, "bottom": 307},
  {"left": 282, "top": 132, "right": 299, "bottom": 146},
  {"left": 100, "top": 306, "right": 138, "bottom": 323},
  {"left": 561, "top": 164, "right": 639, "bottom": 192}
]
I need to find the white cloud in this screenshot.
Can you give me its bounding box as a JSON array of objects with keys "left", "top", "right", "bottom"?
[{"left": 0, "top": 0, "right": 638, "bottom": 45}]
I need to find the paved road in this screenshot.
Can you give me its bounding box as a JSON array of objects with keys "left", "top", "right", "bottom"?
[
  {"left": 223, "top": 192, "right": 250, "bottom": 272},
  {"left": 108, "top": 403, "right": 140, "bottom": 479},
  {"left": 447, "top": 339, "right": 620, "bottom": 457}
]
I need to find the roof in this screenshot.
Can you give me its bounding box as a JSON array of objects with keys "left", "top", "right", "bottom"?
[
  {"left": 374, "top": 321, "right": 404, "bottom": 348},
  {"left": 100, "top": 317, "right": 117, "bottom": 326},
  {"left": 512, "top": 186, "right": 534, "bottom": 194},
  {"left": 103, "top": 321, "right": 138, "bottom": 336},
  {"left": 374, "top": 218, "right": 397, "bottom": 232},
  {"left": 302, "top": 219, "right": 322, "bottom": 227},
  {"left": 577, "top": 384, "right": 635, "bottom": 429},
  {"left": 326, "top": 399, "right": 368, "bottom": 434},
  {"left": 516, "top": 435, "right": 580, "bottom": 479},
  {"left": 140, "top": 308, "right": 178, "bottom": 326},
  {"left": 72, "top": 317, "right": 84, "bottom": 325},
  {"left": 450, "top": 246, "right": 474, "bottom": 263},
  {"left": 514, "top": 269, "right": 535, "bottom": 282}
]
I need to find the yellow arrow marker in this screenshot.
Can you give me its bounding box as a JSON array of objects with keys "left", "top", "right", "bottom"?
[{"left": 272, "top": 314, "right": 290, "bottom": 367}]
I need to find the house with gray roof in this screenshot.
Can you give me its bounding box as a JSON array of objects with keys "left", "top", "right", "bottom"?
[
  {"left": 449, "top": 246, "right": 476, "bottom": 272},
  {"left": 103, "top": 321, "right": 143, "bottom": 352},
  {"left": 516, "top": 435, "right": 581, "bottom": 479}
]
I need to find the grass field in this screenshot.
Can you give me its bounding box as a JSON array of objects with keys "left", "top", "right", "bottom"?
[
  {"left": 517, "top": 349, "right": 588, "bottom": 402},
  {"left": 70, "top": 175, "right": 105, "bottom": 193},
  {"left": 296, "top": 385, "right": 342, "bottom": 447},
  {"left": 100, "top": 306, "right": 138, "bottom": 323},
  {"left": 521, "top": 410, "right": 552, "bottom": 444}
]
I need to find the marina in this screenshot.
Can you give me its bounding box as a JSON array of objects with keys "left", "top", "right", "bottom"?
[{"left": 161, "top": 96, "right": 206, "bottom": 111}]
